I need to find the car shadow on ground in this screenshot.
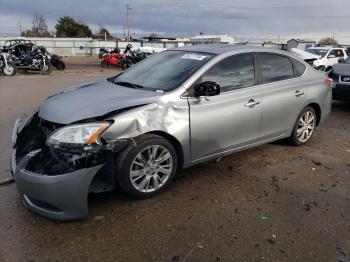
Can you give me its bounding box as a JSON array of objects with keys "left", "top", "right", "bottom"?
[{"left": 332, "top": 100, "right": 350, "bottom": 111}]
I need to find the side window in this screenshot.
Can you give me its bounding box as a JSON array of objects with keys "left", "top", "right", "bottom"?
[
  {"left": 291, "top": 58, "right": 306, "bottom": 77},
  {"left": 260, "top": 54, "right": 294, "bottom": 84},
  {"left": 329, "top": 49, "right": 344, "bottom": 58},
  {"left": 202, "top": 54, "right": 255, "bottom": 92}
]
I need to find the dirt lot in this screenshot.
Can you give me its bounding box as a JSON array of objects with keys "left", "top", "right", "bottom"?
[{"left": 0, "top": 57, "right": 350, "bottom": 261}]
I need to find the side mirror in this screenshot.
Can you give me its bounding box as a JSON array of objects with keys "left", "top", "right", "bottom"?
[
  {"left": 195, "top": 81, "right": 220, "bottom": 97},
  {"left": 338, "top": 58, "right": 345, "bottom": 63},
  {"left": 328, "top": 54, "right": 335, "bottom": 59}
]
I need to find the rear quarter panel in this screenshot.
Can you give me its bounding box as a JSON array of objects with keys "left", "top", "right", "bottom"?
[{"left": 303, "top": 68, "right": 332, "bottom": 124}]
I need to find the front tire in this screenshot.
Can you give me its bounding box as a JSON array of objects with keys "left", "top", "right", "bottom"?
[
  {"left": 2, "top": 62, "right": 16, "bottom": 76},
  {"left": 40, "top": 63, "right": 52, "bottom": 75},
  {"left": 101, "top": 60, "right": 108, "bottom": 68},
  {"left": 287, "top": 107, "right": 317, "bottom": 146},
  {"left": 116, "top": 134, "right": 178, "bottom": 198}
]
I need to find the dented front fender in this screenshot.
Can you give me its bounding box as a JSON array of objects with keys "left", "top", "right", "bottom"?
[{"left": 101, "top": 99, "right": 191, "bottom": 168}]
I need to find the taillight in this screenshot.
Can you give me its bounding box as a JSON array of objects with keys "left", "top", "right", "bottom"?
[{"left": 324, "top": 78, "right": 333, "bottom": 85}]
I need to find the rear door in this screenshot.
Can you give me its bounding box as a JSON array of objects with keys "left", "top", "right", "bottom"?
[
  {"left": 188, "top": 53, "right": 262, "bottom": 161},
  {"left": 257, "top": 53, "right": 307, "bottom": 140}
]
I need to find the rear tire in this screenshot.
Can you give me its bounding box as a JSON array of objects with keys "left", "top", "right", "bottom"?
[
  {"left": 286, "top": 106, "right": 317, "bottom": 146},
  {"left": 116, "top": 134, "right": 178, "bottom": 198},
  {"left": 56, "top": 61, "right": 65, "bottom": 70}
]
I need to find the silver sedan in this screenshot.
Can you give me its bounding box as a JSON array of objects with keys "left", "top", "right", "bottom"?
[{"left": 11, "top": 45, "right": 332, "bottom": 220}]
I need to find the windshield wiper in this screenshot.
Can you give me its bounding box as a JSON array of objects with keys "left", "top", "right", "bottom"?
[{"left": 114, "top": 81, "right": 144, "bottom": 89}]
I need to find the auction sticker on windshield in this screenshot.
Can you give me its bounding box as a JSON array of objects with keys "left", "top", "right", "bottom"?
[{"left": 181, "top": 53, "right": 208, "bottom": 60}]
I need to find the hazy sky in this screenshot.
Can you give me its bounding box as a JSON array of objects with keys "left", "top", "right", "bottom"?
[{"left": 0, "top": 0, "right": 349, "bottom": 42}]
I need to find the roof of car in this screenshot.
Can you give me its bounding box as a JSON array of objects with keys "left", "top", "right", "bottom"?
[
  {"left": 307, "top": 47, "right": 330, "bottom": 50},
  {"left": 173, "top": 44, "right": 288, "bottom": 55}
]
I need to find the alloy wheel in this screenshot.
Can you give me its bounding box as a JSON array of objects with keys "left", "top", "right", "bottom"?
[
  {"left": 129, "top": 145, "right": 173, "bottom": 193},
  {"left": 297, "top": 110, "right": 316, "bottom": 143}
]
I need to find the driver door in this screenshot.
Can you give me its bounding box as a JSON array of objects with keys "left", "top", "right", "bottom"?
[{"left": 188, "top": 53, "right": 262, "bottom": 162}]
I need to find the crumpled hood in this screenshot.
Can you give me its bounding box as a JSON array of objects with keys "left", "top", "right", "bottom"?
[
  {"left": 332, "top": 64, "right": 350, "bottom": 76},
  {"left": 39, "top": 79, "right": 162, "bottom": 124}
]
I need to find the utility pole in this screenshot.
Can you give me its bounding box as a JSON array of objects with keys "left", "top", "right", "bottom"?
[
  {"left": 126, "top": 4, "right": 131, "bottom": 41},
  {"left": 19, "top": 21, "right": 22, "bottom": 36}
]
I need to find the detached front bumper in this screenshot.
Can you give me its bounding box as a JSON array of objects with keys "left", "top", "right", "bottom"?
[{"left": 11, "top": 116, "right": 104, "bottom": 221}]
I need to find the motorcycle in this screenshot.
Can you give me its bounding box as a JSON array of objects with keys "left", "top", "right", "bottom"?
[
  {"left": 121, "top": 50, "right": 148, "bottom": 70},
  {"left": 98, "top": 47, "right": 120, "bottom": 59},
  {"left": 101, "top": 52, "right": 124, "bottom": 67},
  {"left": 50, "top": 54, "right": 66, "bottom": 70},
  {"left": 98, "top": 48, "right": 109, "bottom": 59},
  {"left": 100, "top": 44, "right": 139, "bottom": 68},
  {"left": 0, "top": 52, "right": 17, "bottom": 76},
  {"left": 11, "top": 46, "right": 52, "bottom": 75}
]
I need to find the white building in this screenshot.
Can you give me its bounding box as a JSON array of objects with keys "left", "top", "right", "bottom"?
[
  {"left": 287, "top": 39, "right": 316, "bottom": 51},
  {"left": 190, "top": 34, "right": 235, "bottom": 45}
]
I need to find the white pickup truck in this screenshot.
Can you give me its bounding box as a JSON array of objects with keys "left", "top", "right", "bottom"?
[{"left": 305, "top": 47, "right": 348, "bottom": 71}]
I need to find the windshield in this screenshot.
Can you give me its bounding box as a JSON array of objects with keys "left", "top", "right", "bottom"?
[
  {"left": 109, "top": 50, "right": 214, "bottom": 91},
  {"left": 344, "top": 57, "right": 350, "bottom": 64},
  {"left": 306, "top": 48, "right": 328, "bottom": 58}
]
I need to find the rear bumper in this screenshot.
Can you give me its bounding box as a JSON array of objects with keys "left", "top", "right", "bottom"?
[{"left": 11, "top": 116, "right": 103, "bottom": 221}]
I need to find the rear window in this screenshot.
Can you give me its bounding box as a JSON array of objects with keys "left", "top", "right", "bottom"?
[
  {"left": 260, "top": 54, "right": 294, "bottom": 84},
  {"left": 291, "top": 58, "right": 306, "bottom": 77}
]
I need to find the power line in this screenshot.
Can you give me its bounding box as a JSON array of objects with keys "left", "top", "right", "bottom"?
[
  {"left": 132, "top": 11, "right": 350, "bottom": 19},
  {"left": 198, "top": 4, "right": 350, "bottom": 9}
]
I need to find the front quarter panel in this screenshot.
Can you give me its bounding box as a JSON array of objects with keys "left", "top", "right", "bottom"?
[{"left": 101, "top": 97, "right": 191, "bottom": 167}]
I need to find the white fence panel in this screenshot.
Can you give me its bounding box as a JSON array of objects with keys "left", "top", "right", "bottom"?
[{"left": 0, "top": 37, "right": 191, "bottom": 56}]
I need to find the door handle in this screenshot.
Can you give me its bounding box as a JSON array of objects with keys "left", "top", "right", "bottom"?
[
  {"left": 245, "top": 99, "right": 260, "bottom": 108},
  {"left": 294, "top": 90, "right": 304, "bottom": 97}
]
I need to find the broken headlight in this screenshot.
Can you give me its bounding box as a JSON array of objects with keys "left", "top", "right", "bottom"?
[{"left": 46, "top": 122, "right": 110, "bottom": 149}]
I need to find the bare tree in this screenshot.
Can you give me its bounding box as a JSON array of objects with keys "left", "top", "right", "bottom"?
[
  {"left": 22, "top": 15, "right": 50, "bottom": 37},
  {"left": 149, "top": 33, "right": 159, "bottom": 42},
  {"left": 318, "top": 37, "right": 338, "bottom": 46}
]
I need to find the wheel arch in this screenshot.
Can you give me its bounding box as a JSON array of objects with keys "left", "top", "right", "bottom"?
[
  {"left": 306, "top": 102, "right": 321, "bottom": 126},
  {"left": 147, "top": 130, "right": 184, "bottom": 170}
]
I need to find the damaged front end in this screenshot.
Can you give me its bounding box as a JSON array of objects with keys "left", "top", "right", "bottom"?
[{"left": 11, "top": 112, "right": 126, "bottom": 220}]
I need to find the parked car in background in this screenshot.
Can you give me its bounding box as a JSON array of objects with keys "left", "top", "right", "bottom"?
[
  {"left": 329, "top": 56, "right": 350, "bottom": 101},
  {"left": 306, "top": 47, "right": 348, "bottom": 71},
  {"left": 290, "top": 48, "right": 319, "bottom": 65},
  {"left": 11, "top": 45, "right": 332, "bottom": 220}
]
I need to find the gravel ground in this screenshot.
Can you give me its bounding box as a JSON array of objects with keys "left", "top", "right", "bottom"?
[{"left": 0, "top": 57, "right": 349, "bottom": 261}]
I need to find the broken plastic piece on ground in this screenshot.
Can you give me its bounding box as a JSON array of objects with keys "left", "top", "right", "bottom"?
[
  {"left": 267, "top": 238, "right": 275, "bottom": 244},
  {"left": 260, "top": 215, "right": 268, "bottom": 220},
  {"left": 94, "top": 215, "right": 104, "bottom": 220}
]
